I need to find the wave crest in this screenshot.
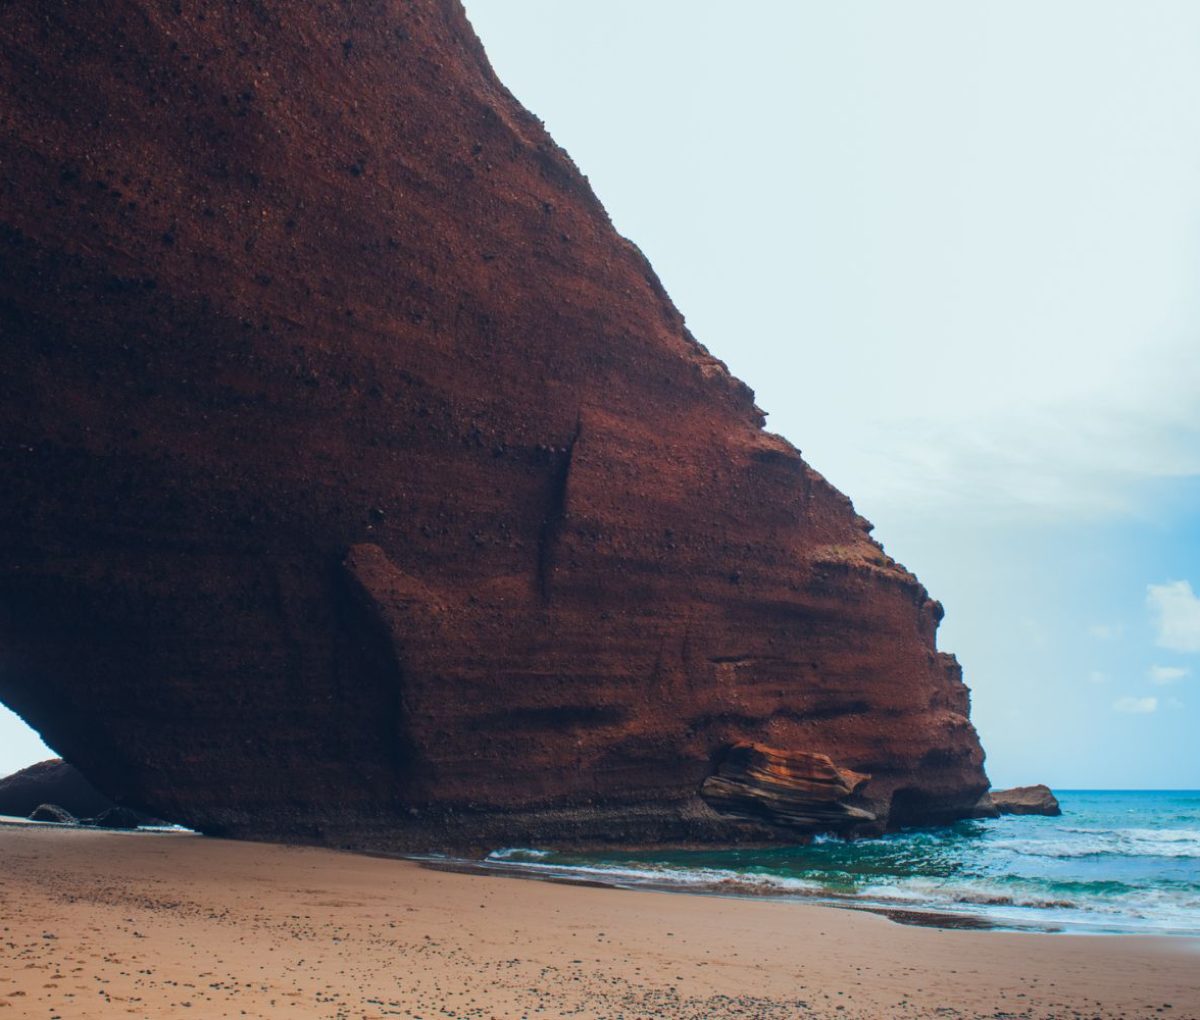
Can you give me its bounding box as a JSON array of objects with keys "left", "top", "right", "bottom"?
[{"left": 991, "top": 828, "right": 1200, "bottom": 860}]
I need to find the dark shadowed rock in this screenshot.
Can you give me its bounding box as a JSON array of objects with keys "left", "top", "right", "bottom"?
[
  {"left": 989, "top": 785, "right": 1061, "bottom": 816},
  {"left": 0, "top": 760, "right": 115, "bottom": 819},
  {"left": 0, "top": 1, "right": 990, "bottom": 850},
  {"left": 28, "top": 803, "right": 76, "bottom": 824},
  {"left": 83, "top": 806, "right": 146, "bottom": 830}
]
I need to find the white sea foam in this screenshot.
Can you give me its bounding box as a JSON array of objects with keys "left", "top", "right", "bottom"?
[
  {"left": 476, "top": 795, "right": 1200, "bottom": 936},
  {"left": 482, "top": 854, "right": 826, "bottom": 896},
  {"left": 856, "top": 878, "right": 1075, "bottom": 911},
  {"left": 488, "top": 847, "right": 553, "bottom": 861},
  {"left": 475, "top": 858, "right": 1200, "bottom": 934},
  {"left": 851, "top": 877, "right": 1200, "bottom": 934},
  {"left": 990, "top": 827, "right": 1200, "bottom": 860},
  {"left": 472, "top": 857, "right": 1200, "bottom": 936}
]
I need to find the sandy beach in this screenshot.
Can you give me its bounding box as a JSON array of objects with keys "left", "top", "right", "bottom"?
[{"left": 0, "top": 824, "right": 1196, "bottom": 1019}]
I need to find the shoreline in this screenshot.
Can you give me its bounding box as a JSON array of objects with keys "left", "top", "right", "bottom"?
[
  {"left": 408, "top": 836, "right": 1200, "bottom": 940},
  {"left": 411, "top": 855, "right": 1034, "bottom": 934},
  {"left": 5, "top": 814, "right": 1197, "bottom": 939},
  {"left": 2, "top": 825, "right": 1197, "bottom": 1019}
]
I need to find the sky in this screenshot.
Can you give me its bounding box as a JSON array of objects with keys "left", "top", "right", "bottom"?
[
  {"left": 3, "top": 1, "right": 1199, "bottom": 788},
  {"left": 453, "top": 0, "right": 1200, "bottom": 789}
]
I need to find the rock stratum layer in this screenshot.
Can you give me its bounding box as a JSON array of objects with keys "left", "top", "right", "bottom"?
[
  {"left": 700, "top": 743, "right": 875, "bottom": 828},
  {"left": 0, "top": 0, "right": 989, "bottom": 850}
]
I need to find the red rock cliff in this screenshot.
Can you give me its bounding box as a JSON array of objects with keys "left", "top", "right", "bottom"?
[{"left": 0, "top": 0, "right": 989, "bottom": 848}]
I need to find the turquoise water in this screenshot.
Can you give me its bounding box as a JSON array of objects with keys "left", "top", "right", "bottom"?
[{"left": 483, "top": 791, "right": 1200, "bottom": 935}]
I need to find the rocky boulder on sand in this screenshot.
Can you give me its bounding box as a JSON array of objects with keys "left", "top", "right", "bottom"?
[
  {"left": 28, "top": 803, "right": 76, "bottom": 824},
  {"left": 83, "top": 807, "right": 146, "bottom": 830}
]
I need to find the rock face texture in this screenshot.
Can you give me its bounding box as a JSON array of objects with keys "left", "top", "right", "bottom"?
[
  {"left": 0, "top": 760, "right": 116, "bottom": 820},
  {"left": 0, "top": 1, "right": 989, "bottom": 849},
  {"left": 700, "top": 743, "right": 874, "bottom": 830},
  {"left": 989, "top": 786, "right": 1061, "bottom": 817}
]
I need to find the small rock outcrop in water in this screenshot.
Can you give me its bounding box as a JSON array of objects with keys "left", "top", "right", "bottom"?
[
  {"left": 0, "top": 1, "right": 991, "bottom": 849},
  {"left": 989, "top": 785, "right": 1062, "bottom": 816},
  {"left": 0, "top": 760, "right": 116, "bottom": 820},
  {"left": 701, "top": 743, "right": 875, "bottom": 829},
  {"left": 28, "top": 803, "right": 76, "bottom": 824}
]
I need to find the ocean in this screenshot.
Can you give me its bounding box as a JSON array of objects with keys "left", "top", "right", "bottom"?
[{"left": 476, "top": 791, "right": 1200, "bottom": 936}]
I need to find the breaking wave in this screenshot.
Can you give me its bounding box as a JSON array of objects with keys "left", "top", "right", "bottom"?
[
  {"left": 989, "top": 827, "right": 1200, "bottom": 860},
  {"left": 477, "top": 791, "right": 1200, "bottom": 936}
]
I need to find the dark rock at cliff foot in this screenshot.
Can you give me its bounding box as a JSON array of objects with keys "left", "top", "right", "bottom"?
[
  {"left": 1, "top": 760, "right": 161, "bottom": 826},
  {"left": 83, "top": 806, "right": 146, "bottom": 830},
  {"left": 0, "top": 0, "right": 990, "bottom": 850},
  {"left": 28, "top": 803, "right": 77, "bottom": 824},
  {"left": 0, "top": 760, "right": 115, "bottom": 820},
  {"left": 989, "top": 785, "right": 1062, "bottom": 816}
]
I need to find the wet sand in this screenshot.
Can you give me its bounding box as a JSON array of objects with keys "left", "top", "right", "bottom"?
[{"left": 1, "top": 824, "right": 1196, "bottom": 1019}]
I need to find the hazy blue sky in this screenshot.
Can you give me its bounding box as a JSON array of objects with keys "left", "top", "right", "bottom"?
[{"left": 3, "top": 2, "right": 1199, "bottom": 788}]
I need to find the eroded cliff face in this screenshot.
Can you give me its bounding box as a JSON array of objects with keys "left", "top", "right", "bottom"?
[{"left": 0, "top": 0, "right": 989, "bottom": 849}]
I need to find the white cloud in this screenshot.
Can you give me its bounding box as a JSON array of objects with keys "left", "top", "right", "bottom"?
[
  {"left": 1147, "top": 580, "right": 1200, "bottom": 653},
  {"left": 1089, "top": 624, "right": 1124, "bottom": 641},
  {"left": 1114, "top": 696, "right": 1158, "bottom": 714},
  {"left": 1148, "top": 665, "right": 1189, "bottom": 685},
  {"left": 1088, "top": 670, "right": 1108, "bottom": 685}
]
